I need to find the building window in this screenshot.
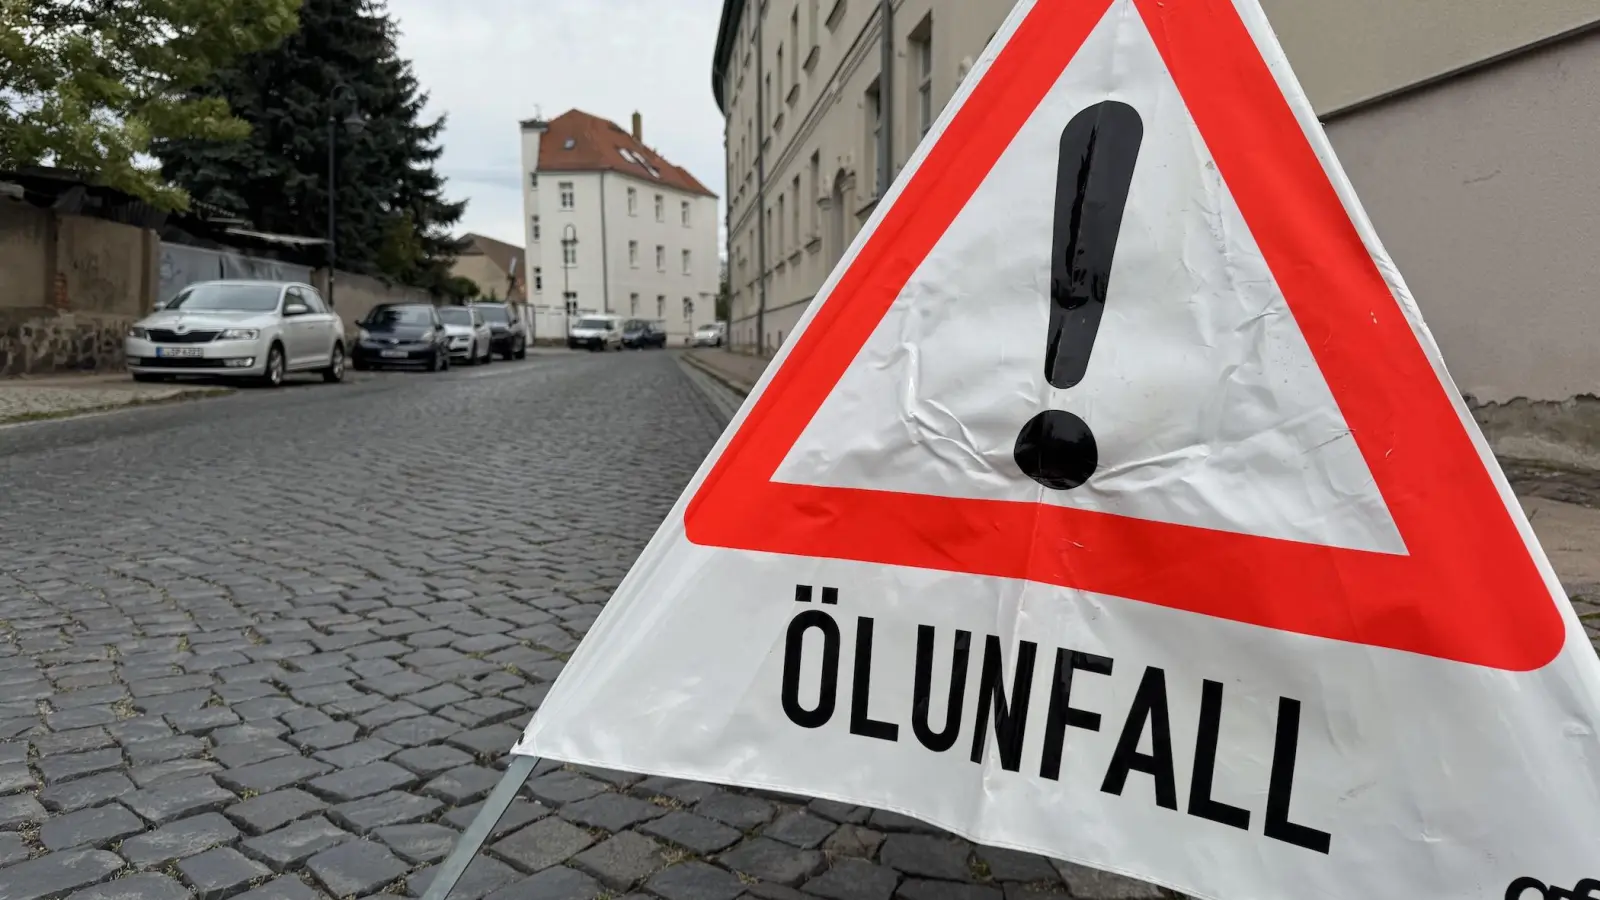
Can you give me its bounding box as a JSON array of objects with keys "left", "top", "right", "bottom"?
[
  {"left": 531, "top": 215, "right": 540, "bottom": 242},
  {"left": 808, "top": 0, "right": 819, "bottom": 51},
  {"left": 628, "top": 240, "right": 639, "bottom": 267},
  {"left": 681, "top": 201, "right": 690, "bottom": 227},
  {"left": 627, "top": 187, "right": 637, "bottom": 215},
  {"left": 559, "top": 181, "right": 575, "bottom": 209},
  {"left": 865, "top": 78, "right": 884, "bottom": 196},
  {"left": 911, "top": 17, "right": 933, "bottom": 137},
  {"left": 682, "top": 249, "right": 691, "bottom": 275},
  {"left": 533, "top": 267, "right": 542, "bottom": 293},
  {"left": 654, "top": 194, "right": 664, "bottom": 222},
  {"left": 564, "top": 293, "right": 578, "bottom": 315},
  {"left": 776, "top": 194, "right": 786, "bottom": 256},
  {"left": 683, "top": 297, "right": 694, "bottom": 321},
  {"left": 776, "top": 46, "right": 784, "bottom": 110},
  {"left": 630, "top": 293, "right": 639, "bottom": 314},
  {"left": 791, "top": 175, "right": 801, "bottom": 249},
  {"left": 808, "top": 151, "right": 821, "bottom": 238},
  {"left": 655, "top": 245, "right": 665, "bottom": 271},
  {"left": 656, "top": 295, "right": 665, "bottom": 318},
  {"left": 790, "top": 7, "right": 800, "bottom": 86},
  {"left": 563, "top": 242, "right": 577, "bottom": 267},
  {"left": 529, "top": 173, "right": 538, "bottom": 189}
]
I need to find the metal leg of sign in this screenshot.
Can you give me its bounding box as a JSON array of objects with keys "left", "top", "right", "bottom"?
[{"left": 421, "top": 754, "right": 539, "bottom": 900}]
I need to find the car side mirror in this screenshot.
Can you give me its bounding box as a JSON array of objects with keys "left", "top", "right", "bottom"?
[{"left": 284, "top": 303, "right": 309, "bottom": 316}]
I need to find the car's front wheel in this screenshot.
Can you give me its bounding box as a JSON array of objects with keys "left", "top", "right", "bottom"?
[
  {"left": 515, "top": 338, "right": 527, "bottom": 360},
  {"left": 322, "top": 344, "right": 345, "bottom": 383},
  {"left": 260, "top": 343, "right": 286, "bottom": 388}
]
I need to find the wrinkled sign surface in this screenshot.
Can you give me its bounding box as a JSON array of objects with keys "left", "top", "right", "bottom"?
[{"left": 516, "top": 1, "right": 1600, "bottom": 897}]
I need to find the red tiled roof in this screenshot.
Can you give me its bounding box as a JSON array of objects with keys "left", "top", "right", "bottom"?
[{"left": 535, "top": 109, "right": 716, "bottom": 198}]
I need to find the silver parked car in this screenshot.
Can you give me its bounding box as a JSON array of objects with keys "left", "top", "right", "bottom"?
[
  {"left": 125, "top": 280, "right": 346, "bottom": 387},
  {"left": 438, "top": 305, "right": 493, "bottom": 365}
]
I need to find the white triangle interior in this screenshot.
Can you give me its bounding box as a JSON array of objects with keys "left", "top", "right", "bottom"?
[{"left": 774, "top": 0, "right": 1404, "bottom": 554}]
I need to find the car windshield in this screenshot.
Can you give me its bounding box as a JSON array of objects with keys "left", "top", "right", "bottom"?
[
  {"left": 477, "top": 306, "right": 509, "bottom": 324},
  {"left": 696, "top": 325, "right": 718, "bottom": 334},
  {"left": 624, "top": 321, "right": 645, "bottom": 330},
  {"left": 576, "top": 318, "right": 612, "bottom": 330},
  {"left": 164, "top": 283, "right": 283, "bottom": 312},
  {"left": 437, "top": 307, "right": 473, "bottom": 326},
  {"left": 365, "top": 305, "right": 433, "bottom": 327}
]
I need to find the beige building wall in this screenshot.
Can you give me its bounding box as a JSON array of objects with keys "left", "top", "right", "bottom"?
[
  {"left": 718, "top": 0, "right": 1600, "bottom": 463},
  {"left": 451, "top": 254, "right": 509, "bottom": 301}
]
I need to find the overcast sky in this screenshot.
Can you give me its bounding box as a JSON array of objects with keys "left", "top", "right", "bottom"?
[{"left": 387, "top": 0, "right": 727, "bottom": 250}]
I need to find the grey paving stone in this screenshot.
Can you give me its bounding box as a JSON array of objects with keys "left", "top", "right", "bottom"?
[
  {"left": 557, "top": 793, "right": 667, "bottom": 831},
  {"left": 570, "top": 831, "right": 665, "bottom": 890},
  {"left": 33, "top": 727, "right": 114, "bottom": 757},
  {"left": 353, "top": 703, "right": 426, "bottom": 730},
  {"left": 370, "top": 715, "right": 457, "bottom": 748},
  {"left": 762, "top": 811, "right": 836, "bottom": 849},
  {"left": 306, "top": 840, "right": 410, "bottom": 897},
  {"left": 120, "top": 812, "right": 242, "bottom": 868},
  {"left": 122, "top": 776, "right": 237, "bottom": 825},
  {"left": 374, "top": 823, "right": 459, "bottom": 865},
  {"left": 287, "top": 723, "right": 357, "bottom": 752},
  {"left": 216, "top": 757, "right": 332, "bottom": 795},
  {"left": 38, "top": 749, "right": 125, "bottom": 785},
  {"left": 241, "top": 817, "right": 352, "bottom": 871},
  {"left": 438, "top": 698, "right": 521, "bottom": 730},
  {"left": 640, "top": 810, "right": 742, "bottom": 854},
  {"left": 38, "top": 771, "right": 135, "bottom": 813},
  {"left": 421, "top": 765, "right": 500, "bottom": 806},
  {"left": 108, "top": 718, "right": 174, "bottom": 746},
  {"left": 633, "top": 777, "right": 717, "bottom": 806},
  {"left": 484, "top": 867, "right": 603, "bottom": 900},
  {"left": 210, "top": 739, "right": 295, "bottom": 770},
  {"left": 233, "top": 698, "right": 299, "bottom": 722},
  {"left": 39, "top": 802, "right": 146, "bottom": 851},
  {"left": 178, "top": 847, "right": 272, "bottom": 900},
  {"left": 1051, "top": 862, "right": 1165, "bottom": 900},
  {"left": 879, "top": 834, "right": 974, "bottom": 882},
  {"left": 695, "top": 791, "right": 777, "bottom": 831},
  {"left": 490, "top": 817, "right": 595, "bottom": 873},
  {"left": 211, "top": 724, "right": 287, "bottom": 746},
  {"left": 1001, "top": 884, "right": 1071, "bottom": 900},
  {"left": 230, "top": 877, "right": 322, "bottom": 900},
  {"left": 645, "top": 861, "right": 745, "bottom": 900},
  {"left": 138, "top": 690, "right": 215, "bottom": 716},
  {"left": 0, "top": 848, "right": 125, "bottom": 900},
  {"left": 868, "top": 810, "right": 946, "bottom": 836},
  {"left": 442, "top": 799, "right": 550, "bottom": 837},
  {"left": 225, "top": 789, "right": 329, "bottom": 836},
  {"left": 63, "top": 874, "right": 193, "bottom": 900},
  {"left": 390, "top": 746, "right": 472, "bottom": 779},
  {"left": 718, "top": 837, "right": 827, "bottom": 887},
  {"left": 306, "top": 761, "right": 417, "bottom": 803},
  {"left": 0, "top": 831, "right": 28, "bottom": 866},
  {"left": 895, "top": 882, "right": 1003, "bottom": 900},
  {"left": 404, "top": 685, "right": 474, "bottom": 711},
  {"left": 167, "top": 709, "right": 241, "bottom": 736},
  {"left": 524, "top": 771, "right": 606, "bottom": 806},
  {"left": 974, "top": 847, "right": 1058, "bottom": 883},
  {"left": 126, "top": 736, "right": 208, "bottom": 767},
  {"left": 328, "top": 790, "right": 442, "bottom": 835},
  {"left": 823, "top": 824, "right": 886, "bottom": 860},
  {"left": 313, "top": 739, "right": 400, "bottom": 770},
  {"left": 45, "top": 707, "right": 117, "bottom": 731},
  {"left": 130, "top": 760, "right": 224, "bottom": 789},
  {"left": 445, "top": 725, "right": 520, "bottom": 759},
  {"left": 0, "top": 741, "right": 27, "bottom": 765},
  {"left": 803, "top": 858, "right": 902, "bottom": 900},
  {"left": 406, "top": 857, "right": 521, "bottom": 900},
  {"left": 0, "top": 792, "right": 47, "bottom": 827},
  {"left": 278, "top": 708, "right": 334, "bottom": 733},
  {"left": 0, "top": 762, "right": 38, "bottom": 794}
]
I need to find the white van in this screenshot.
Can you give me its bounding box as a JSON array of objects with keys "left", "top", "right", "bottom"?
[
  {"left": 692, "top": 321, "right": 727, "bottom": 348},
  {"left": 567, "top": 314, "right": 623, "bottom": 351}
]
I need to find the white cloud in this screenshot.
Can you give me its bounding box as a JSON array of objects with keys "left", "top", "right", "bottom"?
[{"left": 387, "top": 0, "right": 727, "bottom": 254}]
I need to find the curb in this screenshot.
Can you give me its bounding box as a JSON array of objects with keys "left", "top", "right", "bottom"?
[
  {"left": 679, "top": 353, "right": 757, "bottom": 398},
  {"left": 0, "top": 386, "right": 236, "bottom": 427}
]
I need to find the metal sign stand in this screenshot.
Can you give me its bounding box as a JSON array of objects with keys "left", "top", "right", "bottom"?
[{"left": 421, "top": 755, "right": 540, "bottom": 900}]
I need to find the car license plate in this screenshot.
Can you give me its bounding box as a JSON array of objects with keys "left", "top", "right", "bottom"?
[
  {"left": 155, "top": 347, "right": 202, "bottom": 358},
  {"left": 380, "top": 350, "right": 409, "bottom": 359}
]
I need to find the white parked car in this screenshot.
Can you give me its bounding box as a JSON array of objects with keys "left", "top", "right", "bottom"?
[
  {"left": 437, "top": 305, "right": 493, "bottom": 365},
  {"left": 568, "top": 315, "right": 623, "bottom": 352},
  {"left": 692, "top": 323, "right": 726, "bottom": 347},
  {"left": 125, "top": 280, "right": 345, "bottom": 387}
]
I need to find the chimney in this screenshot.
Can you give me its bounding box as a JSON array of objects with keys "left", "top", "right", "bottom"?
[{"left": 631, "top": 111, "right": 643, "bottom": 143}]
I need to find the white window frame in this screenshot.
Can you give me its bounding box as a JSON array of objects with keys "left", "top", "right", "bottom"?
[
  {"left": 627, "top": 187, "right": 637, "bottom": 215},
  {"left": 559, "top": 181, "right": 575, "bottom": 209},
  {"left": 681, "top": 200, "right": 690, "bottom": 227},
  {"left": 533, "top": 266, "right": 542, "bottom": 293},
  {"left": 562, "top": 242, "right": 577, "bottom": 268},
  {"left": 682, "top": 249, "right": 691, "bottom": 276},
  {"left": 655, "top": 245, "right": 665, "bottom": 272},
  {"left": 531, "top": 215, "right": 540, "bottom": 242},
  {"left": 630, "top": 293, "right": 639, "bottom": 314},
  {"left": 915, "top": 34, "right": 933, "bottom": 136},
  {"left": 654, "top": 194, "right": 664, "bottom": 222},
  {"left": 628, "top": 240, "right": 639, "bottom": 267}
]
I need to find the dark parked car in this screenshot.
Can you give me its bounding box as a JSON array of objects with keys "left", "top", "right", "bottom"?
[
  {"left": 475, "top": 302, "right": 528, "bottom": 360},
  {"left": 621, "top": 319, "right": 668, "bottom": 349},
  {"left": 352, "top": 303, "right": 450, "bottom": 371}
]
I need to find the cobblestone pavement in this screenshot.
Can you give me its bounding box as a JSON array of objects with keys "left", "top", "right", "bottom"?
[{"left": 0, "top": 352, "right": 1174, "bottom": 900}]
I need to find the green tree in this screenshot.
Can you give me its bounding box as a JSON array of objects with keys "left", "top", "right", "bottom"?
[
  {"left": 716, "top": 259, "right": 731, "bottom": 322},
  {"left": 0, "top": 0, "right": 302, "bottom": 208},
  {"left": 154, "top": 0, "right": 466, "bottom": 286}
]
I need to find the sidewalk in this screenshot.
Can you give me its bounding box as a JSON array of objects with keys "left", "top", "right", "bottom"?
[
  {"left": 0, "top": 371, "right": 233, "bottom": 425},
  {"left": 680, "top": 347, "right": 1600, "bottom": 600}
]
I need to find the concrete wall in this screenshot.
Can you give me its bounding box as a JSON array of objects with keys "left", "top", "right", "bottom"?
[{"left": 0, "top": 199, "right": 154, "bottom": 375}]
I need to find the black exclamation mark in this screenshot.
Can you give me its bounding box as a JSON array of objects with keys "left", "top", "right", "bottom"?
[{"left": 1014, "top": 100, "right": 1144, "bottom": 491}]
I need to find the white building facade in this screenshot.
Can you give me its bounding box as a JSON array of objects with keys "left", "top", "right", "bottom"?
[{"left": 519, "top": 110, "right": 721, "bottom": 345}]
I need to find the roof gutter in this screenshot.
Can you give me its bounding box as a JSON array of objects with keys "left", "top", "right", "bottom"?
[{"left": 711, "top": 0, "right": 746, "bottom": 114}]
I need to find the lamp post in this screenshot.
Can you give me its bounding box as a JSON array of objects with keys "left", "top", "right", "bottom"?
[
  {"left": 326, "top": 84, "right": 367, "bottom": 309},
  {"left": 560, "top": 223, "right": 578, "bottom": 338}
]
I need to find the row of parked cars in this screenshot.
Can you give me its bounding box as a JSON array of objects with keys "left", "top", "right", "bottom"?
[{"left": 566, "top": 315, "right": 726, "bottom": 352}]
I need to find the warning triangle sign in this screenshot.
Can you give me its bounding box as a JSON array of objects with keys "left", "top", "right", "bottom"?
[{"left": 518, "top": 1, "right": 1600, "bottom": 898}]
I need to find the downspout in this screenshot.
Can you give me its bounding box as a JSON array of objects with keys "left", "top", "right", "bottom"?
[
  {"left": 599, "top": 172, "right": 612, "bottom": 313},
  {"left": 878, "top": 0, "right": 893, "bottom": 199},
  {"left": 755, "top": 8, "right": 768, "bottom": 355}
]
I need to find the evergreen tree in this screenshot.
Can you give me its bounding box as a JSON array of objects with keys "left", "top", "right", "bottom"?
[{"left": 154, "top": 0, "right": 466, "bottom": 287}]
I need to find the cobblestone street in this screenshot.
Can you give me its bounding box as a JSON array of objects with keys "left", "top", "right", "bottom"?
[{"left": 0, "top": 353, "right": 1169, "bottom": 900}]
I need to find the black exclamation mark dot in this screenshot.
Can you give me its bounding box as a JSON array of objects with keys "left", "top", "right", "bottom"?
[{"left": 1014, "top": 100, "right": 1144, "bottom": 491}]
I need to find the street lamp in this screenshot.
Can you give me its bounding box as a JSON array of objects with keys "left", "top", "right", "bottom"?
[
  {"left": 561, "top": 223, "right": 578, "bottom": 338},
  {"left": 326, "top": 84, "right": 367, "bottom": 309}
]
